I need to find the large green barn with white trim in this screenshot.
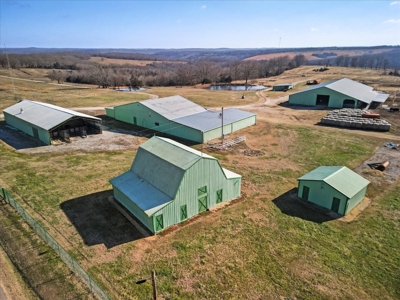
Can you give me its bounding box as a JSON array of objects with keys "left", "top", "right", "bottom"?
[
  {"left": 288, "top": 78, "right": 389, "bottom": 109},
  {"left": 106, "top": 95, "right": 256, "bottom": 143},
  {"left": 110, "top": 136, "right": 241, "bottom": 234}
]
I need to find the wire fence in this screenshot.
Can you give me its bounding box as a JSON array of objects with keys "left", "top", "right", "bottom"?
[{"left": 0, "top": 186, "right": 111, "bottom": 300}]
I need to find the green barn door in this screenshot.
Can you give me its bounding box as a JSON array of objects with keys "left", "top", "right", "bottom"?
[
  {"left": 331, "top": 197, "right": 341, "bottom": 213},
  {"left": 302, "top": 186, "right": 310, "bottom": 200},
  {"left": 198, "top": 196, "right": 207, "bottom": 213},
  {"left": 180, "top": 205, "right": 187, "bottom": 221},
  {"left": 133, "top": 117, "right": 137, "bottom": 125},
  {"left": 216, "top": 189, "right": 223, "bottom": 204},
  {"left": 32, "top": 127, "right": 39, "bottom": 139},
  {"left": 155, "top": 214, "right": 164, "bottom": 232}
]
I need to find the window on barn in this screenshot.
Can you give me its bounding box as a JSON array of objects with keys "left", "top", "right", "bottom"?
[
  {"left": 198, "top": 186, "right": 207, "bottom": 196},
  {"left": 155, "top": 122, "right": 160, "bottom": 126},
  {"left": 216, "top": 189, "right": 223, "bottom": 203}
]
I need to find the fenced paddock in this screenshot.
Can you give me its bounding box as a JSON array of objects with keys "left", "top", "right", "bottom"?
[{"left": 0, "top": 186, "right": 111, "bottom": 300}]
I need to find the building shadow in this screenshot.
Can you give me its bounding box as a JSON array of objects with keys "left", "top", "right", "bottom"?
[
  {"left": 0, "top": 121, "right": 47, "bottom": 150},
  {"left": 60, "top": 190, "right": 147, "bottom": 249},
  {"left": 272, "top": 188, "right": 341, "bottom": 224}
]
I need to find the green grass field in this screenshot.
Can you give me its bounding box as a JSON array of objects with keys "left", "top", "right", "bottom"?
[{"left": 0, "top": 66, "right": 399, "bottom": 299}]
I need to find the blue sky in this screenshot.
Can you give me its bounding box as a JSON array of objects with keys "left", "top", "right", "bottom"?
[{"left": 1, "top": 1, "right": 399, "bottom": 48}]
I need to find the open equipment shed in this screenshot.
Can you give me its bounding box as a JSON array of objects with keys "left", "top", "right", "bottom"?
[
  {"left": 106, "top": 95, "right": 256, "bottom": 143},
  {"left": 110, "top": 136, "right": 242, "bottom": 234},
  {"left": 297, "top": 166, "right": 370, "bottom": 215},
  {"left": 289, "top": 78, "right": 389, "bottom": 109},
  {"left": 3, "top": 100, "right": 102, "bottom": 145}
]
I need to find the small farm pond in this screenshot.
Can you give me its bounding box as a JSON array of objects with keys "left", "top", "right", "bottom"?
[
  {"left": 115, "top": 87, "right": 147, "bottom": 92},
  {"left": 208, "top": 85, "right": 267, "bottom": 91}
]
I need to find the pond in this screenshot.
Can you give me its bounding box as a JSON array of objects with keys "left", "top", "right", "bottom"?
[
  {"left": 208, "top": 85, "right": 267, "bottom": 91},
  {"left": 115, "top": 87, "right": 147, "bottom": 92}
]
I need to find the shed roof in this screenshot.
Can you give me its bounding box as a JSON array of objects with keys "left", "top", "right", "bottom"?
[
  {"left": 3, "top": 100, "right": 101, "bottom": 131},
  {"left": 110, "top": 136, "right": 241, "bottom": 216},
  {"left": 140, "top": 95, "right": 206, "bottom": 120},
  {"left": 298, "top": 166, "right": 370, "bottom": 198},
  {"left": 274, "top": 83, "right": 294, "bottom": 87},
  {"left": 291, "top": 78, "right": 389, "bottom": 104},
  {"left": 110, "top": 171, "right": 173, "bottom": 216},
  {"left": 172, "top": 108, "right": 256, "bottom": 132}
]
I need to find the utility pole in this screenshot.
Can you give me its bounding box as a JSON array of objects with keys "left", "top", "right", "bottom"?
[
  {"left": 151, "top": 270, "right": 157, "bottom": 300},
  {"left": 221, "top": 107, "right": 224, "bottom": 145},
  {"left": 136, "top": 270, "right": 157, "bottom": 300}
]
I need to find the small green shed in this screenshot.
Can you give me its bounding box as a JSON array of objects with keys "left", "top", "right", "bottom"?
[
  {"left": 297, "top": 166, "right": 369, "bottom": 215},
  {"left": 110, "top": 136, "right": 241, "bottom": 234},
  {"left": 272, "top": 83, "right": 295, "bottom": 91}
]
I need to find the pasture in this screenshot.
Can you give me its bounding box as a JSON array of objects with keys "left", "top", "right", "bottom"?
[{"left": 0, "top": 66, "right": 399, "bottom": 299}]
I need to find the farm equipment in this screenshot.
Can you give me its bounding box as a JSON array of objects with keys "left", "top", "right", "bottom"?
[{"left": 368, "top": 161, "right": 390, "bottom": 172}]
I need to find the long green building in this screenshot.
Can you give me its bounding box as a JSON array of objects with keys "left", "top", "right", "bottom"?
[
  {"left": 110, "top": 136, "right": 241, "bottom": 234},
  {"left": 3, "top": 100, "right": 102, "bottom": 145},
  {"left": 297, "top": 166, "right": 370, "bottom": 215},
  {"left": 288, "top": 78, "right": 389, "bottom": 109},
  {"left": 106, "top": 95, "right": 256, "bottom": 143}
]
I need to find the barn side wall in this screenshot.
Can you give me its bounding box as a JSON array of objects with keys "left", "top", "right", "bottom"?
[
  {"left": 154, "top": 158, "right": 241, "bottom": 232},
  {"left": 203, "top": 115, "right": 256, "bottom": 142},
  {"left": 345, "top": 186, "right": 367, "bottom": 215},
  {"left": 112, "top": 186, "right": 154, "bottom": 232},
  {"left": 113, "top": 102, "right": 203, "bottom": 142},
  {"left": 4, "top": 112, "right": 50, "bottom": 144},
  {"left": 289, "top": 87, "right": 359, "bottom": 108},
  {"left": 298, "top": 180, "right": 347, "bottom": 215}
]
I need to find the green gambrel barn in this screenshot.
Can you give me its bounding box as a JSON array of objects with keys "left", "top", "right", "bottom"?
[
  {"left": 297, "top": 166, "right": 370, "bottom": 215},
  {"left": 110, "top": 136, "right": 241, "bottom": 234},
  {"left": 3, "top": 100, "right": 102, "bottom": 145},
  {"left": 289, "top": 78, "right": 389, "bottom": 109},
  {"left": 106, "top": 95, "right": 256, "bottom": 143}
]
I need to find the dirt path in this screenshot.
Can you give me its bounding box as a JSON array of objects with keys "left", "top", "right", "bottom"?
[{"left": 0, "top": 246, "right": 34, "bottom": 300}]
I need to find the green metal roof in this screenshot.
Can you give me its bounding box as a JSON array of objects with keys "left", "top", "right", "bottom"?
[{"left": 298, "top": 166, "right": 370, "bottom": 198}]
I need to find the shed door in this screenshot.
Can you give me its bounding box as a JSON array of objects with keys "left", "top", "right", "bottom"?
[
  {"left": 198, "top": 196, "right": 207, "bottom": 213},
  {"left": 133, "top": 117, "right": 137, "bottom": 125},
  {"left": 331, "top": 197, "right": 341, "bottom": 213},
  {"left": 155, "top": 214, "right": 164, "bottom": 231},
  {"left": 180, "top": 205, "right": 187, "bottom": 221},
  {"left": 32, "top": 127, "right": 39, "bottom": 139},
  {"left": 302, "top": 186, "right": 310, "bottom": 200},
  {"left": 316, "top": 95, "right": 330, "bottom": 106}
]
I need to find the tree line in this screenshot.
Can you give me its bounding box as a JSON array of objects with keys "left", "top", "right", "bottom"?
[
  {"left": 1, "top": 52, "right": 306, "bottom": 88},
  {"left": 52, "top": 54, "right": 308, "bottom": 88}
]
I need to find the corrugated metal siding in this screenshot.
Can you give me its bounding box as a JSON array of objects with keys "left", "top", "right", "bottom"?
[
  {"left": 155, "top": 158, "right": 241, "bottom": 230},
  {"left": 345, "top": 186, "right": 367, "bottom": 215},
  {"left": 298, "top": 180, "right": 347, "bottom": 215},
  {"left": 132, "top": 148, "right": 185, "bottom": 198},
  {"left": 113, "top": 186, "right": 154, "bottom": 232},
  {"left": 289, "top": 87, "right": 360, "bottom": 108},
  {"left": 203, "top": 115, "right": 256, "bottom": 142},
  {"left": 4, "top": 112, "right": 50, "bottom": 144},
  {"left": 105, "top": 107, "right": 114, "bottom": 118}
]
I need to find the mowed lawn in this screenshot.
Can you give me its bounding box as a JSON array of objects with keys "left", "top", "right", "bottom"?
[{"left": 0, "top": 119, "right": 399, "bottom": 299}]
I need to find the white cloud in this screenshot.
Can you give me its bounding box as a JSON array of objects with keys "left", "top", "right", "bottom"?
[
  {"left": 201, "top": 5, "right": 206, "bottom": 9},
  {"left": 390, "top": 1, "right": 399, "bottom": 5},
  {"left": 311, "top": 27, "right": 319, "bottom": 31},
  {"left": 176, "top": 20, "right": 181, "bottom": 23},
  {"left": 384, "top": 19, "right": 400, "bottom": 24}
]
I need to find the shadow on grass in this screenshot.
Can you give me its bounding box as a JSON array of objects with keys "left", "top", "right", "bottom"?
[
  {"left": 60, "top": 190, "right": 147, "bottom": 249},
  {"left": 0, "top": 121, "right": 47, "bottom": 150},
  {"left": 272, "top": 188, "right": 341, "bottom": 224}
]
